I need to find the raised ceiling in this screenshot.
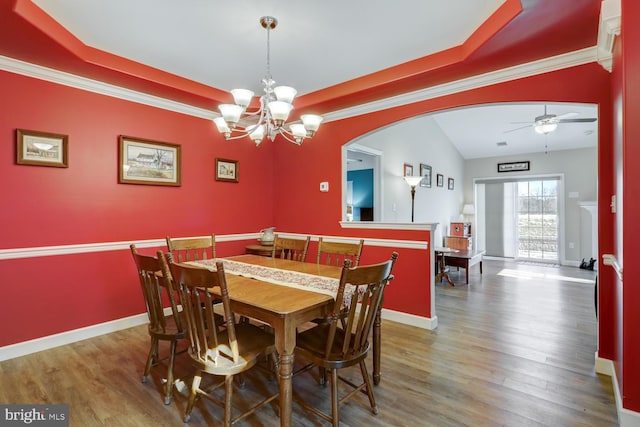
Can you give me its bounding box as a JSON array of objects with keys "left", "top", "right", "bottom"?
[{"left": 0, "top": 0, "right": 603, "bottom": 157}]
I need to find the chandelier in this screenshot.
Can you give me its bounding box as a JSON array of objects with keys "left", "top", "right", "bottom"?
[{"left": 213, "top": 16, "right": 323, "bottom": 146}]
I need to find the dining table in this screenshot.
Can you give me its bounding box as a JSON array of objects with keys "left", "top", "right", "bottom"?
[{"left": 188, "top": 254, "right": 386, "bottom": 427}]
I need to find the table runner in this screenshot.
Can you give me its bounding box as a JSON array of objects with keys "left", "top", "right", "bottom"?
[{"left": 188, "top": 258, "right": 354, "bottom": 306}]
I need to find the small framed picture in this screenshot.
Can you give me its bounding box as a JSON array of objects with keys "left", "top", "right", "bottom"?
[
  {"left": 436, "top": 173, "right": 444, "bottom": 187},
  {"left": 403, "top": 163, "right": 413, "bottom": 176},
  {"left": 16, "top": 129, "right": 68, "bottom": 168},
  {"left": 448, "top": 177, "right": 455, "bottom": 190},
  {"left": 419, "top": 163, "right": 432, "bottom": 188},
  {"left": 119, "top": 135, "right": 181, "bottom": 186},
  {"left": 216, "top": 158, "right": 239, "bottom": 183}
]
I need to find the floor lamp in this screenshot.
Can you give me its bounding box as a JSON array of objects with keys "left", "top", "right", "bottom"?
[{"left": 403, "top": 175, "right": 423, "bottom": 222}]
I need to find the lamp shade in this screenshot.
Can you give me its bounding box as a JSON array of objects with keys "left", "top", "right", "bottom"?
[
  {"left": 403, "top": 175, "right": 423, "bottom": 187},
  {"left": 462, "top": 204, "right": 475, "bottom": 215}
]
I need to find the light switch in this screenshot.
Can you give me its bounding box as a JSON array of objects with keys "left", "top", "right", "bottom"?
[{"left": 320, "top": 182, "right": 329, "bottom": 192}]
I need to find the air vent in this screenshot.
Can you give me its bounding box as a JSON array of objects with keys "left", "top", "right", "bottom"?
[{"left": 496, "top": 141, "right": 508, "bottom": 147}]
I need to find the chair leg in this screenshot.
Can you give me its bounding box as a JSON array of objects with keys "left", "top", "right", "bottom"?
[
  {"left": 319, "top": 367, "right": 327, "bottom": 386},
  {"left": 359, "top": 361, "right": 378, "bottom": 414},
  {"left": 142, "top": 337, "right": 158, "bottom": 383},
  {"left": 224, "top": 375, "right": 233, "bottom": 427},
  {"left": 164, "top": 339, "right": 178, "bottom": 405},
  {"left": 184, "top": 373, "right": 201, "bottom": 423},
  {"left": 330, "top": 369, "right": 339, "bottom": 427}
]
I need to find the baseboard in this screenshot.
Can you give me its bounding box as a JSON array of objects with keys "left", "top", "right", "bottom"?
[
  {"left": 596, "top": 354, "right": 640, "bottom": 426},
  {"left": 381, "top": 308, "right": 437, "bottom": 330},
  {"left": 0, "top": 313, "right": 149, "bottom": 362}
]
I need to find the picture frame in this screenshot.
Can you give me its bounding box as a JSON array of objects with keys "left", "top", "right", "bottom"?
[
  {"left": 419, "top": 163, "right": 432, "bottom": 188},
  {"left": 436, "top": 173, "right": 444, "bottom": 187},
  {"left": 216, "top": 158, "right": 239, "bottom": 183},
  {"left": 403, "top": 163, "right": 414, "bottom": 177},
  {"left": 118, "top": 135, "right": 181, "bottom": 186},
  {"left": 498, "top": 160, "right": 530, "bottom": 173},
  {"left": 16, "top": 129, "right": 68, "bottom": 168},
  {"left": 448, "top": 177, "right": 455, "bottom": 190}
]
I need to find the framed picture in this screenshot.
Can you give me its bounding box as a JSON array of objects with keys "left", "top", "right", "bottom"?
[
  {"left": 448, "top": 177, "right": 455, "bottom": 190},
  {"left": 436, "top": 173, "right": 444, "bottom": 187},
  {"left": 498, "top": 161, "right": 530, "bottom": 173},
  {"left": 216, "top": 158, "right": 239, "bottom": 183},
  {"left": 403, "top": 163, "right": 413, "bottom": 176},
  {"left": 16, "top": 129, "right": 68, "bottom": 168},
  {"left": 419, "top": 163, "right": 432, "bottom": 188},
  {"left": 118, "top": 135, "right": 181, "bottom": 186}
]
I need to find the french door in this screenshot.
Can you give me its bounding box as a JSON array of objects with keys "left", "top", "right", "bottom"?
[{"left": 516, "top": 179, "right": 559, "bottom": 261}]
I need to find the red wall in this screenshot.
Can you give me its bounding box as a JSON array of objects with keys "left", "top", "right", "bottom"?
[
  {"left": 0, "top": 61, "right": 615, "bottom": 369},
  {"left": 0, "top": 69, "right": 277, "bottom": 346},
  {"left": 620, "top": 0, "right": 640, "bottom": 412}
]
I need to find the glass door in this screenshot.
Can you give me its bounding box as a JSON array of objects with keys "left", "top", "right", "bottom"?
[{"left": 517, "top": 179, "right": 559, "bottom": 261}]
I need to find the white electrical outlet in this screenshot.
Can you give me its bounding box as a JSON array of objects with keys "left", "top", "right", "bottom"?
[{"left": 320, "top": 182, "right": 329, "bottom": 192}]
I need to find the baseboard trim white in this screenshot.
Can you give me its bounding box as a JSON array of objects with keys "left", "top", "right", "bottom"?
[
  {"left": 381, "top": 308, "right": 437, "bottom": 330},
  {"left": 595, "top": 354, "right": 640, "bottom": 426},
  {"left": 0, "top": 313, "right": 149, "bottom": 362}
]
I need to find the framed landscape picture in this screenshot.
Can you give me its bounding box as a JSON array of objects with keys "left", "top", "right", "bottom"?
[
  {"left": 16, "top": 129, "right": 68, "bottom": 168},
  {"left": 118, "top": 136, "right": 181, "bottom": 186},
  {"left": 419, "top": 163, "right": 432, "bottom": 188},
  {"left": 216, "top": 158, "right": 239, "bottom": 183}
]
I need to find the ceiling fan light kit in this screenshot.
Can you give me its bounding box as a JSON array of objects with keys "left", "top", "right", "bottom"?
[
  {"left": 506, "top": 104, "right": 597, "bottom": 136},
  {"left": 213, "top": 16, "right": 323, "bottom": 146}
]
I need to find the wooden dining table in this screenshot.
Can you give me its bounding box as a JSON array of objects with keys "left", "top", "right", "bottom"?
[{"left": 189, "top": 254, "right": 385, "bottom": 427}]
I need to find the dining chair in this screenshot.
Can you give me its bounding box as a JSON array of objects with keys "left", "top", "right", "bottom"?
[
  {"left": 271, "top": 234, "right": 310, "bottom": 261},
  {"left": 316, "top": 237, "right": 364, "bottom": 267},
  {"left": 166, "top": 234, "right": 216, "bottom": 263},
  {"left": 293, "top": 252, "right": 398, "bottom": 426},
  {"left": 130, "top": 244, "right": 186, "bottom": 405},
  {"left": 168, "top": 259, "right": 279, "bottom": 425}
]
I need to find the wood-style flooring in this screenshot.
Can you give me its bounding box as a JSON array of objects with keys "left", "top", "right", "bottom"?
[{"left": 0, "top": 259, "right": 617, "bottom": 426}]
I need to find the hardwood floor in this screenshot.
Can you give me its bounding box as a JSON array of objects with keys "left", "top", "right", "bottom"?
[{"left": 0, "top": 259, "right": 617, "bottom": 426}]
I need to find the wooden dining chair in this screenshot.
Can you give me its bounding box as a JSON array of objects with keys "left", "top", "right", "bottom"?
[
  {"left": 130, "top": 244, "right": 186, "bottom": 405},
  {"left": 166, "top": 234, "right": 216, "bottom": 263},
  {"left": 294, "top": 252, "right": 398, "bottom": 426},
  {"left": 316, "top": 237, "right": 364, "bottom": 267},
  {"left": 169, "top": 259, "right": 279, "bottom": 426},
  {"left": 271, "top": 234, "right": 310, "bottom": 261}
]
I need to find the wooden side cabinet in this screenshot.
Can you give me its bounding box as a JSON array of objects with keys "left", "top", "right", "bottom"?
[{"left": 446, "top": 236, "right": 472, "bottom": 250}]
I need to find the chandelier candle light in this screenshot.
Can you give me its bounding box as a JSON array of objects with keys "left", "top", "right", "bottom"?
[{"left": 213, "top": 16, "right": 323, "bottom": 146}]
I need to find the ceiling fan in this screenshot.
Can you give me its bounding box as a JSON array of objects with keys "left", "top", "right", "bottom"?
[{"left": 505, "top": 104, "right": 597, "bottom": 134}]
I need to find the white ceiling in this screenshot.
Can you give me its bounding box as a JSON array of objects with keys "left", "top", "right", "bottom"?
[
  {"left": 28, "top": 1, "right": 598, "bottom": 158},
  {"left": 31, "top": 0, "right": 505, "bottom": 95}
]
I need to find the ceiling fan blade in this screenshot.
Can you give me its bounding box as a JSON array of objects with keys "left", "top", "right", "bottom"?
[
  {"left": 504, "top": 124, "right": 532, "bottom": 133},
  {"left": 509, "top": 121, "right": 533, "bottom": 124},
  {"left": 558, "top": 118, "right": 597, "bottom": 123},
  {"left": 555, "top": 112, "right": 579, "bottom": 120}
]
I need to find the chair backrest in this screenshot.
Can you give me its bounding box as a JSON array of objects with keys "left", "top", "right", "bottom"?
[
  {"left": 316, "top": 237, "right": 364, "bottom": 267},
  {"left": 166, "top": 234, "right": 216, "bottom": 263},
  {"left": 271, "top": 234, "right": 310, "bottom": 262},
  {"left": 324, "top": 252, "right": 398, "bottom": 360},
  {"left": 130, "top": 244, "right": 183, "bottom": 333},
  {"left": 169, "top": 260, "right": 249, "bottom": 374}
]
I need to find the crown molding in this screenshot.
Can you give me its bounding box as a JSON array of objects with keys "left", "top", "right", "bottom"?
[
  {"left": 0, "top": 55, "right": 216, "bottom": 120},
  {"left": 1, "top": 47, "right": 598, "bottom": 125},
  {"left": 596, "top": 0, "right": 621, "bottom": 72},
  {"left": 324, "top": 47, "right": 598, "bottom": 122}
]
